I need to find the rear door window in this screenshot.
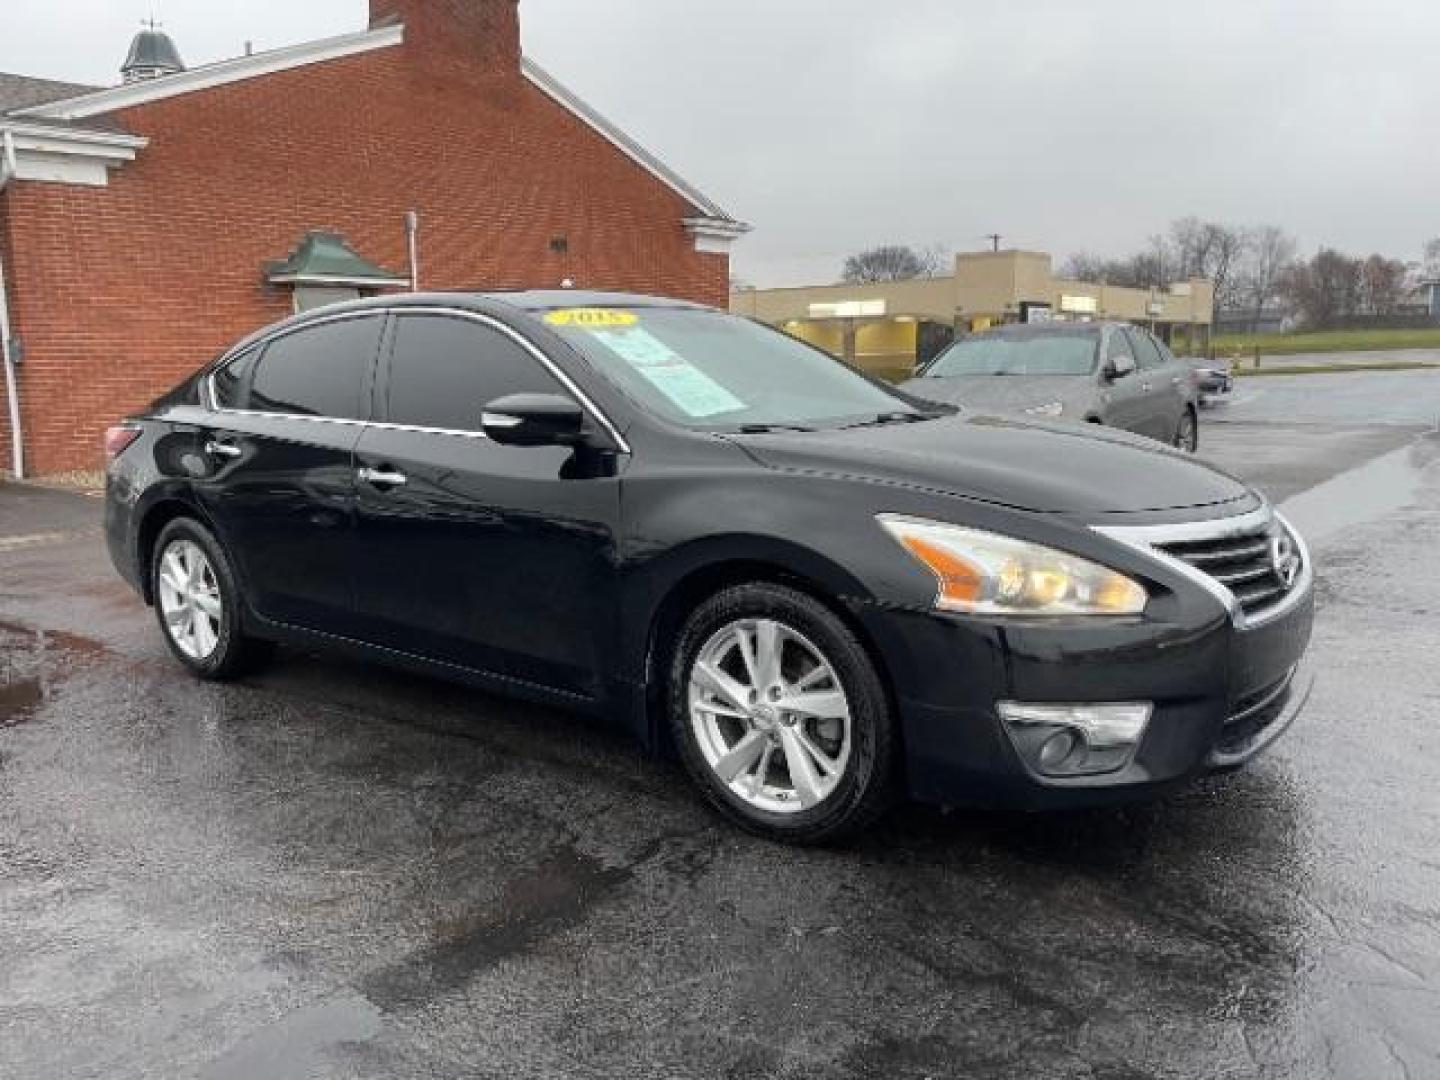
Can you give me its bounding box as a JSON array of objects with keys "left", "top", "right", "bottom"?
[
  {"left": 248, "top": 316, "right": 383, "bottom": 420},
  {"left": 384, "top": 314, "right": 564, "bottom": 433}
]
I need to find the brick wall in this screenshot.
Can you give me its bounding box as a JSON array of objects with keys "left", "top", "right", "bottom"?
[{"left": 1, "top": 6, "right": 730, "bottom": 475}]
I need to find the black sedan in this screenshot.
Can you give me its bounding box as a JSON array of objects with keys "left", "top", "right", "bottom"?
[
  {"left": 902, "top": 322, "right": 1201, "bottom": 452},
  {"left": 105, "top": 293, "right": 1313, "bottom": 843}
]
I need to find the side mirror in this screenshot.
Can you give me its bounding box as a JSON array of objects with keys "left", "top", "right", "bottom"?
[
  {"left": 482, "top": 393, "right": 586, "bottom": 447},
  {"left": 1105, "top": 354, "right": 1137, "bottom": 381}
]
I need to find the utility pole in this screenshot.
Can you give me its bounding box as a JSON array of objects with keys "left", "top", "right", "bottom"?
[{"left": 984, "top": 233, "right": 1003, "bottom": 253}]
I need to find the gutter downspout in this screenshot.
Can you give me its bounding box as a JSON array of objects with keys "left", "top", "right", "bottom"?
[
  {"left": 405, "top": 210, "right": 420, "bottom": 292},
  {"left": 0, "top": 127, "right": 25, "bottom": 480}
]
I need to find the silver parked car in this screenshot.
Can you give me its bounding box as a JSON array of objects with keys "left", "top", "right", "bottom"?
[{"left": 902, "top": 322, "right": 1201, "bottom": 451}]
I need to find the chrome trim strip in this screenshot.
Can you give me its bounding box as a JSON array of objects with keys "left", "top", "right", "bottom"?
[
  {"left": 367, "top": 420, "right": 491, "bottom": 442},
  {"left": 1228, "top": 665, "right": 1298, "bottom": 725},
  {"left": 206, "top": 404, "right": 370, "bottom": 430},
  {"left": 1094, "top": 505, "right": 1314, "bottom": 629},
  {"left": 1094, "top": 503, "right": 1275, "bottom": 545},
  {"left": 1209, "top": 661, "right": 1314, "bottom": 770},
  {"left": 205, "top": 305, "right": 632, "bottom": 454}
]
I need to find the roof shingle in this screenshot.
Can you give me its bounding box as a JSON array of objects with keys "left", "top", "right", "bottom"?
[{"left": 0, "top": 72, "right": 101, "bottom": 114}]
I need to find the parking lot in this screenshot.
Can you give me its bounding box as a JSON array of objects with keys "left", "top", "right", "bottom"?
[{"left": 2, "top": 369, "right": 1438, "bottom": 1079}]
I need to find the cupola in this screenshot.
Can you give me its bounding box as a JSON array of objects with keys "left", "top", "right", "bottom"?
[{"left": 121, "top": 23, "right": 186, "bottom": 83}]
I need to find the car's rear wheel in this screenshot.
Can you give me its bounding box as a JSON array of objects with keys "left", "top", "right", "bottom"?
[
  {"left": 1175, "top": 408, "right": 1199, "bottom": 453},
  {"left": 151, "top": 518, "right": 273, "bottom": 680},
  {"left": 668, "top": 582, "right": 895, "bottom": 844}
]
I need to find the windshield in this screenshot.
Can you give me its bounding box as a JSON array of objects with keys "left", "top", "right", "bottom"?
[
  {"left": 924, "top": 332, "right": 1100, "bottom": 377},
  {"left": 542, "top": 306, "right": 925, "bottom": 430}
]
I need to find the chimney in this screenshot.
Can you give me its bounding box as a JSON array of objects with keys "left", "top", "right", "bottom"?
[{"left": 370, "top": 0, "right": 521, "bottom": 74}]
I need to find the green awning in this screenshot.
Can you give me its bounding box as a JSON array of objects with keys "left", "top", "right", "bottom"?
[{"left": 265, "top": 231, "right": 409, "bottom": 289}]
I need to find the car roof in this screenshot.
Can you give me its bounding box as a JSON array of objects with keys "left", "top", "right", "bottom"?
[
  {"left": 214, "top": 290, "right": 715, "bottom": 364},
  {"left": 278, "top": 290, "right": 712, "bottom": 329},
  {"left": 474, "top": 289, "right": 711, "bottom": 313},
  {"left": 977, "top": 322, "right": 1116, "bottom": 337}
]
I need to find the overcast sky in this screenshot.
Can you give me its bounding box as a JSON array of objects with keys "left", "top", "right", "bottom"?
[{"left": 3, "top": 0, "right": 1437, "bottom": 286}]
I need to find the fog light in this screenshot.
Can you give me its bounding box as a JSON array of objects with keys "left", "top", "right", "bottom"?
[
  {"left": 998, "top": 702, "right": 1153, "bottom": 778},
  {"left": 1037, "top": 730, "right": 1080, "bottom": 772}
]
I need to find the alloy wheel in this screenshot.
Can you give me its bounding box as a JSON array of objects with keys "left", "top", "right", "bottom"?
[
  {"left": 156, "top": 539, "right": 224, "bottom": 661},
  {"left": 688, "top": 618, "right": 852, "bottom": 814}
]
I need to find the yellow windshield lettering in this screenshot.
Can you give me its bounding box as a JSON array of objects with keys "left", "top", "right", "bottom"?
[{"left": 544, "top": 309, "right": 640, "bottom": 329}]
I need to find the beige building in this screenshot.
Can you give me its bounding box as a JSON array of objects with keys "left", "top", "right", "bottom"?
[{"left": 731, "top": 250, "right": 1216, "bottom": 381}]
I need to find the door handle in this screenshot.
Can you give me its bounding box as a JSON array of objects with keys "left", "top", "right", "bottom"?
[
  {"left": 205, "top": 440, "right": 243, "bottom": 459},
  {"left": 358, "top": 466, "right": 408, "bottom": 488}
]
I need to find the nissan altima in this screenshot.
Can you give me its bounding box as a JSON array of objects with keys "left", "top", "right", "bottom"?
[
  {"left": 902, "top": 322, "right": 1201, "bottom": 451},
  {"left": 105, "top": 292, "right": 1314, "bottom": 843}
]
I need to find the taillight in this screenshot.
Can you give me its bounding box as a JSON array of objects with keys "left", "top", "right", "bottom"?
[{"left": 104, "top": 424, "right": 142, "bottom": 462}]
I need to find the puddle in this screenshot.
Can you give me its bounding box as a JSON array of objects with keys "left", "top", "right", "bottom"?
[
  {"left": 205, "top": 995, "right": 382, "bottom": 1080},
  {"left": 360, "top": 842, "right": 631, "bottom": 1011},
  {"left": 0, "top": 620, "right": 111, "bottom": 727},
  {"left": 1279, "top": 437, "right": 1434, "bottom": 546},
  {"left": 0, "top": 678, "right": 46, "bottom": 727}
]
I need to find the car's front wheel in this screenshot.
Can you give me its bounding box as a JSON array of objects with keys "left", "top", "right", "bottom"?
[
  {"left": 151, "top": 518, "right": 273, "bottom": 680},
  {"left": 669, "top": 582, "right": 896, "bottom": 844}
]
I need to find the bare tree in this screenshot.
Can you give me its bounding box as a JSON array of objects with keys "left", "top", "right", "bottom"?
[
  {"left": 1168, "top": 217, "right": 1211, "bottom": 279},
  {"left": 1280, "top": 249, "right": 1362, "bottom": 328},
  {"left": 842, "top": 245, "right": 929, "bottom": 284},
  {"left": 1058, "top": 252, "right": 1110, "bottom": 281},
  {"left": 916, "top": 243, "right": 952, "bottom": 279},
  {"left": 1059, "top": 250, "right": 1161, "bottom": 288},
  {"left": 1357, "top": 254, "right": 1408, "bottom": 317},
  {"left": 1066, "top": 219, "right": 1247, "bottom": 301},
  {"left": 1169, "top": 218, "right": 1249, "bottom": 311},
  {"left": 1237, "top": 225, "right": 1298, "bottom": 330}
]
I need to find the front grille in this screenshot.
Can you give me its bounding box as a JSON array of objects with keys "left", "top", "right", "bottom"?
[{"left": 1153, "top": 517, "right": 1302, "bottom": 618}]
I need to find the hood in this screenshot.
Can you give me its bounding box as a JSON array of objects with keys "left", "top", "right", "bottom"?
[
  {"left": 724, "top": 414, "right": 1254, "bottom": 516},
  {"left": 900, "top": 374, "right": 1096, "bottom": 415}
]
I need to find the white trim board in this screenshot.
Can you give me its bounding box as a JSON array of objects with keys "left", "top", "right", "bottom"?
[
  {"left": 686, "top": 217, "right": 751, "bottom": 255},
  {"left": 15, "top": 24, "right": 405, "bottom": 121},
  {"left": 0, "top": 122, "right": 148, "bottom": 187}
]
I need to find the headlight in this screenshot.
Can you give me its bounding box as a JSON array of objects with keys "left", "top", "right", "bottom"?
[
  {"left": 1024, "top": 401, "right": 1065, "bottom": 418},
  {"left": 878, "top": 516, "right": 1148, "bottom": 616}
]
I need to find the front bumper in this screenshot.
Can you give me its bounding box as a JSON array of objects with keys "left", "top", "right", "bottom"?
[{"left": 852, "top": 574, "right": 1315, "bottom": 811}]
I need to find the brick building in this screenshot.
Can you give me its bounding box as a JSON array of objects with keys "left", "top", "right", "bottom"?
[{"left": 0, "top": 0, "right": 747, "bottom": 477}]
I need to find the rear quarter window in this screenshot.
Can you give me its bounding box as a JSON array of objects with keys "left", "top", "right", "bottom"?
[{"left": 212, "top": 347, "right": 259, "bottom": 410}]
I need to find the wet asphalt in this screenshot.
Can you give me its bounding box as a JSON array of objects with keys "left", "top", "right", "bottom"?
[{"left": 2, "top": 370, "right": 1438, "bottom": 1079}]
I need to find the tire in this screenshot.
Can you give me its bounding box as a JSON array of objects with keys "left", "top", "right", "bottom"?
[
  {"left": 1175, "top": 408, "right": 1199, "bottom": 453},
  {"left": 668, "top": 582, "right": 896, "bottom": 844},
  {"left": 150, "top": 518, "right": 274, "bottom": 680}
]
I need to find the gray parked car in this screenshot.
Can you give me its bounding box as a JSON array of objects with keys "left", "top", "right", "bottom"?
[{"left": 901, "top": 322, "right": 1200, "bottom": 451}]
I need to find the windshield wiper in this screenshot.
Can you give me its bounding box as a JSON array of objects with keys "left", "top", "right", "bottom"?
[
  {"left": 730, "top": 422, "right": 819, "bottom": 435},
  {"left": 839, "top": 411, "right": 935, "bottom": 430}
]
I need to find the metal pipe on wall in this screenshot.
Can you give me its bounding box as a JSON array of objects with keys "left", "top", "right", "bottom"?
[
  {"left": 405, "top": 210, "right": 420, "bottom": 291},
  {"left": 0, "top": 127, "right": 25, "bottom": 480}
]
